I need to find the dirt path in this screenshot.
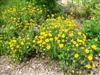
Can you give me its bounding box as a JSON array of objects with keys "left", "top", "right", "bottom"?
[
  {"left": 0, "top": 56, "right": 100, "bottom": 75},
  {"left": 0, "top": 56, "right": 64, "bottom": 75}
]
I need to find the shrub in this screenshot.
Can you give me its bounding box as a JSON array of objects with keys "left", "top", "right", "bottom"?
[
  {"left": 82, "top": 19, "right": 100, "bottom": 64},
  {"left": 65, "top": 0, "right": 99, "bottom": 19},
  {"left": 33, "top": 0, "right": 63, "bottom": 18},
  {"left": 5, "top": 35, "right": 34, "bottom": 62},
  {"left": 82, "top": 19, "right": 100, "bottom": 39},
  {"left": 33, "top": 17, "right": 99, "bottom": 73},
  {"left": 91, "top": 3, "right": 100, "bottom": 21},
  {"left": 1, "top": 3, "right": 42, "bottom": 62}
]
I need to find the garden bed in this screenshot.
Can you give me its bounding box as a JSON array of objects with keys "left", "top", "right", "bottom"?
[{"left": 0, "top": 0, "right": 100, "bottom": 75}]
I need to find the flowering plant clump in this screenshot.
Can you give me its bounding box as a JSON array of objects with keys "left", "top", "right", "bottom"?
[
  {"left": 2, "top": 3, "right": 42, "bottom": 24},
  {"left": 0, "top": 3, "right": 42, "bottom": 62},
  {"left": 33, "top": 17, "right": 100, "bottom": 73},
  {"left": 5, "top": 34, "right": 35, "bottom": 62}
]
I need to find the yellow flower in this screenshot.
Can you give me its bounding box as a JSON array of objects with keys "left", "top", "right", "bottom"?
[
  {"left": 33, "top": 40, "right": 35, "bottom": 43},
  {"left": 35, "top": 36, "right": 38, "bottom": 39},
  {"left": 81, "top": 47, "right": 85, "bottom": 50},
  {"left": 8, "top": 42, "right": 11, "bottom": 45},
  {"left": 98, "top": 53, "right": 100, "bottom": 57},
  {"left": 87, "top": 55, "right": 93, "bottom": 61},
  {"left": 74, "top": 54, "right": 79, "bottom": 58},
  {"left": 21, "top": 42, "right": 24, "bottom": 45},
  {"left": 78, "top": 31, "right": 82, "bottom": 35},
  {"left": 72, "top": 41, "right": 77, "bottom": 45},
  {"left": 40, "top": 32, "right": 45, "bottom": 35},
  {"left": 92, "top": 63, "right": 96, "bottom": 68},
  {"left": 64, "top": 29, "right": 68, "bottom": 33},
  {"left": 85, "top": 49, "right": 89, "bottom": 54},
  {"left": 69, "top": 33, "right": 74, "bottom": 37},
  {"left": 59, "top": 43, "right": 64, "bottom": 48},
  {"left": 57, "top": 40, "right": 60, "bottom": 43},
  {"left": 11, "top": 47, "right": 14, "bottom": 50},
  {"left": 55, "top": 37, "right": 58, "bottom": 40},
  {"left": 40, "top": 36, "right": 44, "bottom": 39},
  {"left": 42, "top": 41, "right": 46, "bottom": 45},
  {"left": 45, "top": 39, "right": 49, "bottom": 42},
  {"left": 48, "top": 33, "right": 52, "bottom": 37},
  {"left": 50, "top": 38, "right": 53, "bottom": 41},
  {"left": 91, "top": 45, "right": 96, "bottom": 50},
  {"left": 78, "top": 40, "right": 83, "bottom": 43},
  {"left": 46, "top": 45, "right": 51, "bottom": 49},
  {"left": 16, "top": 45, "right": 20, "bottom": 48},
  {"left": 10, "top": 44, "right": 13, "bottom": 48},
  {"left": 61, "top": 34, "right": 65, "bottom": 38},
  {"left": 44, "top": 34, "right": 48, "bottom": 37},
  {"left": 12, "top": 49, "right": 16, "bottom": 53},
  {"left": 83, "top": 34, "right": 86, "bottom": 39},
  {"left": 12, "top": 40, "right": 17, "bottom": 43},
  {"left": 85, "top": 64, "right": 91, "bottom": 69},
  {"left": 37, "top": 40, "right": 42, "bottom": 44},
  {"left": 61, "top": 39, "right": 65, "bottom": 42},
  {"left": 75, "top": 44, "right": 79, "bottom": 47}
]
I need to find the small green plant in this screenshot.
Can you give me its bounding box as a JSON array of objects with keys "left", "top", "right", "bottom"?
[
  {"left": 0, "top": 40, "right": 7, "bottom": 56},
  {"left": 82, "top": 19, "right": 100, "bottom": 39}
]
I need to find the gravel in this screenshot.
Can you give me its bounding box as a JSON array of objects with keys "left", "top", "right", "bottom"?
[
  {"left": 0, "top": 56, "right": 99, "bottom": 75},
  {"left": 0, "top": 56, "right": 64, "bottom": 75}
]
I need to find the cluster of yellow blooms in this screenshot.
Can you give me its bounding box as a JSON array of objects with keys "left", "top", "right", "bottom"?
[
  {"left": 34, "top": 17, "right": 77, "bottom": 50},
  {"left": 1, "top": 3, "right": 43, "bottom": 61},
  {"left": 6, "top": 36, "right": 31, "bottom": 56},
  {"left": 34, "top": 17, "right": 98, "bottom": 69},
  {"left": 6, "top": 38, "right": 17, "bottom": 53},
  {"left": 33, "top": 32, "right": 53, "bottom": 52},
  {"left": 3, "top": 4, "right": 42, "bottom": 29}
]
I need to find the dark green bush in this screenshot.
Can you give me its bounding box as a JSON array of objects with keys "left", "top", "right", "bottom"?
[
  {"left": 82, "top": 19, "right": 100, "bottom": 39},
  {"left": 33, "top": 0, "right": 63, "bottom": 18}
]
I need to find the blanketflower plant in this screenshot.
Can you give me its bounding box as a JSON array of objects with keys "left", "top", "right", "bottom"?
[{"left": 34, "top": 16, "right": 99, "bottom": 73}]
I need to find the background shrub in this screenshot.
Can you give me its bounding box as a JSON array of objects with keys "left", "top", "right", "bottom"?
[
  {"left": 65, "top": 0, "right": 100, "bottom": 19},
  {"left": 33, "top": 0, "right": 63, "bottom": 19},
  {"left": 82, "top": 19, "right": 100, "bottom": 39}
]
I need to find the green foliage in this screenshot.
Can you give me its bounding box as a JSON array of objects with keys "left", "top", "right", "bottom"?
[
  {"left": 91, "top": 3, "right": 100, "bottom": 21},
  {"left": 82, "top": 19, "right": 100, "bottom": 57},
  {"left": 33, "top": 17, "right": 99, "bottom": 73},
  {"left": 0, "top": 40, "right": 7, "bottom": 56},
  {"left": 82, "top": 19, "right": 100, "bottom": 39},
  {"left": 66, "top": 0, "right": 100, "bottom": 19},
  {"left": 33, "top": 0, "right": 62, "bottom": 17},
  {"left": 0, "top": 3, "right": 42, "bottom": 62}
]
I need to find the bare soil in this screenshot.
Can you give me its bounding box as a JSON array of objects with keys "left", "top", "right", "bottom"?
[
  {"left": 0, "top": 56, "right": 99, "bottom": 75},
  {"left": 0, "top": 56, "right": 64, "bottom": 75}
]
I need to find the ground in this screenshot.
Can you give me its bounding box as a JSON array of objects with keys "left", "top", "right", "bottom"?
[
  {"left": 0, "top": 56, "right": 64, "bottom": 75},
  {"left": 0, "top": 56, "right": 99, "bottom": 75}
]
